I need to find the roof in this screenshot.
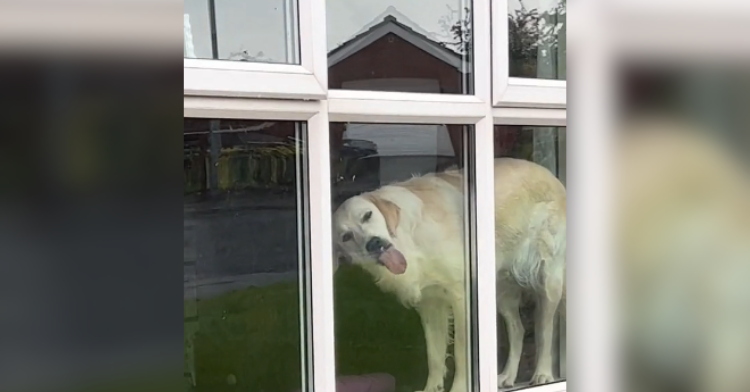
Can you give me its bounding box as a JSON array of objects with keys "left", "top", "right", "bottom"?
[
  {"left": 328, "top": 10, "right": 464, "bottom": 70},
  {"left": 346, "top": 6, "right": 441, "bottom": 43}
]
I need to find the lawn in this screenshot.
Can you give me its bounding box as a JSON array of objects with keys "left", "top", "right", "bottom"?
[{"left": 185, "top": 266, "right": 435, "bottom": 392}]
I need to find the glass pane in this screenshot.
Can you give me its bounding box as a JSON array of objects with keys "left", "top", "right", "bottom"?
[
  {"left": 330, "top": 123, "right": 474, "bottom": 392},
  {"left": 493, "top": 125, "right": 566, "bottom": 389},
  {"left": 508, "top": 0, "right": 566, "bottom": 80},
  {"left": 184, "top": 0, "right": 300, "bottom": 64},
  {"left": 184, "top": 119, "right": 309, "bottom": 392},
  {"left": 327, "top": 0, "right": 474, "bottom": 94}
]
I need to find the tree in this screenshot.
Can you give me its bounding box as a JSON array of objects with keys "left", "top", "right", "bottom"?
[
  {"left": 227, "top": 49, "right": 272, "bottom": 62},
  {"left": 438, "top": 0, "right": 566, "bottom": 76},
  {"left": 438, "top": 5, "right": 472, "bottom": 55}
]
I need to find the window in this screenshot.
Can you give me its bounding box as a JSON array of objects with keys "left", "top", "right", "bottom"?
[
  {"left": 331, "top": 123, "right": 474, "bottom": 392},
  {"left": 184, "top": 0, "right": 566, "bottom": 391},
  {"left": 493, "top": 126, "right": 566, "bottom": 388},
  {"left": 184, "top": 0, "right": 300, "bottom": 63},
  {"left": 184, "top": 119, "right": 310, "bottom": 392},
  {"left": 183, "top": 0, "right": 327, "bottom": 99},
  {"left": 326, "top": 0, "right": 473, "bottom": 94},
  {"left": 492, "top": 0, "right": 566, "bottom": 107},
  {"left": 507, "top": 1, "right": 566, "bottom": 80}
]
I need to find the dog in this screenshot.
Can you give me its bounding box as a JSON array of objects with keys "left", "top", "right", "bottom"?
[
  {"left": 332, "top": 157, "right": 567, "bottom": 392},
  {"left": 617, "top": 117, "right": 750, "bottom": 392}
]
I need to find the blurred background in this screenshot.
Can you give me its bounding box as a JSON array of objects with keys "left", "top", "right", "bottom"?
[
  {"left": 581, "top": 3, "right": 750, "bottom": 391},
  {"left": 615, "top": 65, "right": 750, "bottom": 392}
]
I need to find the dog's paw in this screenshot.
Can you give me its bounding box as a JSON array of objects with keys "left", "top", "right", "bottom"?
[
  {"left": 448, "top": 380, "right": 467, "bottom": 392},
  {"left": 416, "top": 382, "right": 444, "bottom": 392},
  {"left": 497, "top": 372, "right": 517, "bottom": 388},
  {"left": 530, "top": 372, "right": 556, "bottom": 385}
]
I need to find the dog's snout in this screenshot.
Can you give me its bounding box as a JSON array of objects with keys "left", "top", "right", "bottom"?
[{"left": 365, "top": 237, "right": 386, "bottom": 254}]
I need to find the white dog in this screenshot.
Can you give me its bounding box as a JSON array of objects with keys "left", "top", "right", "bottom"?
[{"left": 333, "top": 157, "right": 567, "bottom": 392}]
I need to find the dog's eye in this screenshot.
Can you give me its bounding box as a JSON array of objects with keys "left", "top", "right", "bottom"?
[
  {"left": 362, "top": 211, "right": 372, "bottom": 222},
  {"left": 342, "top": 232, "right": 353, "bottom": 242}
]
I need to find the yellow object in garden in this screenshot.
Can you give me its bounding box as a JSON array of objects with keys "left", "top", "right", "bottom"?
[{"left": 215, "top": 145, "right": 299, "bottom": 190}]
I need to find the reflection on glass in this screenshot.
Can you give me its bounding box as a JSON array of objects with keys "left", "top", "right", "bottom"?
[
  {"left": 184, "top": 119, "right": 308, "bottom": 392},
  {"left": 184, "top": 0, "right": 300, "bottom": 63},
  {"left": 327, "top": 0, "right": 473, "bottom": 94},
  {"left": 508, "top": 0, "right": 566, "bottom": 80},
  {"left": 330, "top": 123, "right": 472, "bottom": 392},
  {"left": 493, "top": 126, "right": 567, "bottom": 389}
]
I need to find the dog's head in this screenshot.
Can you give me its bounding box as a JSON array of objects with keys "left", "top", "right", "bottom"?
[{"left": 332, "top": 193, "right": 407, "bottom": 275}]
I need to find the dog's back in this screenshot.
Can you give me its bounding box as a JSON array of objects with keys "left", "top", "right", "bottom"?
[
  {"left": 492, "top": 158, "right": 567, "bottom": 296},
  {"left": 400, "top": 158, "right": 567, "bottom": 299}
]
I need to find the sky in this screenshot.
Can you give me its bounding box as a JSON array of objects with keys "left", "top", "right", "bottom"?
[{"left": 184, "top": 0, "right": 561, "bottom": 63}]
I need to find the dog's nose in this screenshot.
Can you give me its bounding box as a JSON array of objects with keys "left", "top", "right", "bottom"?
[{"left": 365, "top": 237, "right": 386, "bottom": 254}]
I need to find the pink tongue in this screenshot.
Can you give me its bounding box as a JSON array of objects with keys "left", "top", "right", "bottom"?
[{"left": 378, "top": 248, "right": 407, "bottom": 275}]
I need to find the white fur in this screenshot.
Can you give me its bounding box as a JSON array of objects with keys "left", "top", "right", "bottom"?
[{"left": 333, "top": 158, "right": 567, "bottom": 392}]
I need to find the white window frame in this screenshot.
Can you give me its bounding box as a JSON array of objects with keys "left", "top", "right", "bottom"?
[
  {"left": 183, "top": 0, "right": 567, "bottom": 391},
  {"left": 184, "top": 0, "right": 328, "bottom": 99},
  {"left": 492, "top": 0, "right": 567, "bottom": 108}
]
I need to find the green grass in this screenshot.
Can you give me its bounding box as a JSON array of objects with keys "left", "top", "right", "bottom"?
[{"left": 185, "top": 267, "right": 432, "bottom": 392}]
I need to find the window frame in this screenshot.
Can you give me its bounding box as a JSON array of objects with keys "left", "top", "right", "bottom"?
[
  {"left": 491, "top": 0, "right": 567, "bottom": 108},
  {"left": 183, "top": 0, "right": 567, "bottom": 391},
  {"left": 183, "top": 0, "right": 328, "bottom": 99}
]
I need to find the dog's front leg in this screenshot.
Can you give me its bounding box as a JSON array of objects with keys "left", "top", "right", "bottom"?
[
  {"left": 449, "top": 300, "right": 468, "bottom": 392},
  {"left": 416, "top": 301, "right": 451, "bottom": 392}
]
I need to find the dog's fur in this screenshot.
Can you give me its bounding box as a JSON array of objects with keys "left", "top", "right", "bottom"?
[
  {"left": 333, "top": 158, "right": 567, "bottom": 392},
  {"left": 617, "top": 118, "right": 750, "bottom": 392}
]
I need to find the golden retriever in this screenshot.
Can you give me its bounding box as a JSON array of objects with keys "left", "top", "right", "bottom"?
[{"left": 333, "top": 157, "right": 567, "bottom": 392}]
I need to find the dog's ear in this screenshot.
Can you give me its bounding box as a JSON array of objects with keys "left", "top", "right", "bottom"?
[
  {"left": 332, "top": 245, "right": 341, "bottom": 274},
  {"left": 332, "top": 243, "right": 351, "bottom": 273},
  {"left": 365, "top": 194, "right": 401, "bottom": 237}
]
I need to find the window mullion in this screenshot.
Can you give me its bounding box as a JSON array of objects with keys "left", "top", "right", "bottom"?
[
  {"left": 473, "top": 0, "right": 499, "bottom": 390},
  {"left": 474, "top": 114, "right": 499, "bottom": 392},
  {"left": 301, "top": 0, "right": 329, "bottom": 90},
  {"left": 306, "top": 102, "right": 337, "bottom": 392}
]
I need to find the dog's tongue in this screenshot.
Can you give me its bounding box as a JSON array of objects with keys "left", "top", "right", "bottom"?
[{"left": 378, "top": 247, "right": 407, "bottom": 275}]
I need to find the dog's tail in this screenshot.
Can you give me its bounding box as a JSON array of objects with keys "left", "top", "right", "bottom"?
[{"left": 510, "top": 202, "right": 566, "bottom": 295}]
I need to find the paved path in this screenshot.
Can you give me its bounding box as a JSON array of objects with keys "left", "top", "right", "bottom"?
[
  {"left": 184, "top": 193, "right": 304, "bottom": 299},
  {"left": 184, "top": 271, "right": 298, "bottom": 300}
]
